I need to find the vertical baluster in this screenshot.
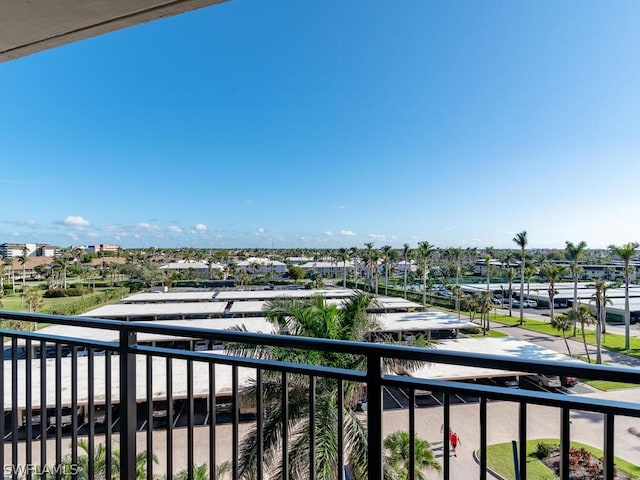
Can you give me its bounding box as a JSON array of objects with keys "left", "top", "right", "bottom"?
[
  {"left": 560, "top": 407, "right": 571, "bottom": 480},
  {"left": 146, "top": 356, "right": 153, "bottom": 480},
  {"left": 337, "top": 379, "right": 344, "bottom": 480},
  {"left": 480, "top": 397, "right": 487, "bottom": 480},
  {"left": 308, "top": 375, "right": 315, "bottom": 480},
  {"left": 166, "top": 358, "right": 173, "bottom": 478},
  {"left": 105, "top": 351, "right": 112, "bottom": 480},
  {"left": 408, "top": 388, "right": 415, "bottom": 480},
  {"left": 208, "top": 363, "right": 216, "bottom": 480},
  {"left": 443, "top": 392, "right": 450, "bottom": 479},
  {"left": 39, "top": 341, "right": 46, "bottom": 475},
  {"left": 11, "top": 337, "right": 18, "bottom": 474},
  {"left": 87, "top": 349, "right": 95, "bottom": 480},
  {"left": 232, "top": 365, "right": 240, "bottom": 479},
  {"left": 55, "top": 343, "right": 62, "bottom": 480},
  {"left": 603, "top": 413, "right": 614, "bottom": 479},
  {"left": 187, "top": 358, "right": 194, "bottom": 479},
  {"left": 366, "top": 354, "right": 383, "bottom": 480},
  {"left": 280, "top": 370, "right": 288, "bottom": 480},
  {"left": 25, "top": 339, "right": 32, "bottom": 480},
  {"left": 519, "top": 401, "right": 527, "bottom": 480},
  {"left": 119, "top": 330, "right": 137, "bottom": 480},
  {"left": 71, "top": 346, "right": 78, "bottom": 479}
]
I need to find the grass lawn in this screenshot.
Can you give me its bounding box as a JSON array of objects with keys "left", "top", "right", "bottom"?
[
  {"left": 584, "top": 380, "right": 639, "bottom": 391},
  {"left": 1, "top": 288, "right": 121, "bottom": 313},
  {"left": 462, "top": 329, "right": 508, "bottom": 338},
  {"left": 486, "top": 438, "right": 640, "bottom": 480}
]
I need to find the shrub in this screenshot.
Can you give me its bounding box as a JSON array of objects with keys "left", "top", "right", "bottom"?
[
  {"left": 534, "top": 442, "right": 553, "bottom": 459},
  {"left": 44, "top": 287, "right": 91, "bottom": 298}
]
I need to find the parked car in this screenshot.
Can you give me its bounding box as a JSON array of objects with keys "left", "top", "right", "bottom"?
[
  {"left": 524, "top": 299, "right": 538, "bottom": 308},
  {"left": 534, "top": 374, "right": 562, "bottom": 388},
  {"left": 494, "top": 376, "right": 519, "bottom": 388},
  {"left": 561, "top": 376, "right": 578, "bottom": 387}
]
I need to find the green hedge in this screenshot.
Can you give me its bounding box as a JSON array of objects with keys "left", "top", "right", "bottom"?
[
  {"left": 44, "top": 287, "right": 93, "bottom": 298},
  {"left": 41, "top": 287, "right": 129, "bottom": 316}
]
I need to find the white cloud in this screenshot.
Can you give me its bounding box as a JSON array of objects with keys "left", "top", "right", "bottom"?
[
  {"left": 67, "top": 232, "right": 79, "bottom": 240},
  {"left": 194, "top": 224, "right": 208, "bottom": 232},
  {"left": 340, "top": 230, "right": 357, "bottom": 236},
  {"left": 324, "top": 231, "right": 334, "bottom": 236},
  {"left": 257, "top": 227, "right": 265, "bottom": 234},
  {"left": 368, "top": 234, "right": 386, "bottom": 240},
  {"left": 6, "top": 219, "right": 37, "bottom": 226},
  {"left": 168, "top": 226, "right": 183, "bottom": 233},
  {"left": 60, "top": 216, "right": 90, "bottom": 228},
  {"left": 87, "top": 232, "right": 99, "bottom": 238},
  {"left": 135, "top": 223, "right": 161, "bottom": 232}
]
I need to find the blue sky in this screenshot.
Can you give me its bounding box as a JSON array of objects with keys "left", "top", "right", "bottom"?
[{"left": 1, "top": 0, "right": 640, "bottom": 250}]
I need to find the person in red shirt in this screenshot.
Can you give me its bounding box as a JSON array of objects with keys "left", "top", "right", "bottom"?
[{"left": 450, "top": 431, "right": 461, "bottom": 457}]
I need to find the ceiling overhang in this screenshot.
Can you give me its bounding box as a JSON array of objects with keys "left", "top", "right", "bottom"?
[{"left": 0, "top": 0, "right": 229, "bottom": 63}]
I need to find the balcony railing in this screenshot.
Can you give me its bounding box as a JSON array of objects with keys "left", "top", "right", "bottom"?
[{"left": 0, "top": 310, "right": 639, "bottom": 479}]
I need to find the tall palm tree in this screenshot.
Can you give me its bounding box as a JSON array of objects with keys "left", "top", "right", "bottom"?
[
  {"left": 349, "top": 247, "right": 360, "bottom": 290},
  {"left": 383, "top": 431, "right": 440, "bottom": 480},
  {"left": 512, "top": 231, "right": 528, "bottom": 325},
  {"left": 609, "top": 242, "right": 639, "bottom": 350},
  {"left": 227, "top": 293, "right": 417, "bottom": 480},
  {"left": 5, "top": 258, "right": 15, "bottom": 294},
  {"left": 524, "top": 265, "right": 536, "bottom": 298},
  {"left": 337, "top": 248, "right": 350, "bottom": 288},
  {"left": 449, "top": 248, "right": 462, "bottom": 313},
  {"left": 591, "top": 279, "right": 612, "bottom": 364},
  {"left": 484, "top": 255, "right": 492, "bottom": 293},
  {"left": 402, "top": 243, "right": 412, "bottom": 300},
  {"left": 504, "top": 268, "right": 515, "bottom": 317},
  {"left": 416, "top": 242, "right": 436, "bottom": 307},
  {"left": 19, "top": 245, "right": 29, "bottom": 290},
  {"left": 539, "top": 263, "right": 569, "bottom": 325},
  {"left": 380, "top": 245, "right": 393, "bottom": 295},
  {"left": 565, "top": 240, "right": 588, "bottom": 336}
]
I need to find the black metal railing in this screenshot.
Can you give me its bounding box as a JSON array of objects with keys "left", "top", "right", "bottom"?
[{"left": 0, "top": 310, "right": 639, "bottom": 480}]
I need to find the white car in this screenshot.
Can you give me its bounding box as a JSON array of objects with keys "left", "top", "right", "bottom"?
[{"left": 534, "top": 374, "right": 561, "bottom": 388}]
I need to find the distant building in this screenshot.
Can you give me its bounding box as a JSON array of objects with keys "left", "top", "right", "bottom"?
[
  {"left": 236, "top": 257, "right": 287, "bottom": 276},
  {"left": 36, "top": 244, "right": 61, "bottom": 257},
  {"left": 299, "top": 261, "right": 354, "bottom": 278},
  {"left": 0, "top": 243, "right": 37, "bottom": 259},
  {"left": 87, "top": 244, "right": 121, "bottom": 254}
]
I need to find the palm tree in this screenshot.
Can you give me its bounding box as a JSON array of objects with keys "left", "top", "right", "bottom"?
[
  {"left": 19, "top": 245, "right": 29, "bottom": 290},
  {"left": 349, "top": 247, "right": 360, "bottom": 289},
  {"left": 380, "top": 245, "right": 393, "bottom": 295},
  {"left": 5, "top": 258, "right": 15, "bottom": 294},
  {"left": 551, "top": 313, "right": 574, "bottom": 356},
  {"left": 512, "top": 231, "right": 528, "bottom": 325},
  {"left": 609, "top": 242, "right": 639, "bottom": 350},
  {"left": 565, "top": 305, "right": 595, "bottom": 362},
  {"left": 591, "top": 279, "right": 612, "bottom": 364},
  {"left": 337, "top": 248, "right": 350, "bottom": 288},
  {"left": 524, "top": 265, "right": 536, "bottom": 298},
  {"left": 416, "top": 242, "right": 436, "bottom": 307},
  {"left": 383, "top": 431, "right": 440, "bottom": 480},
  {"left": 483, "top": 255, "right": 493, "bottom": 295},
  {"left": 227, "top": 293, "right": 418, "bottom": 480},
  {"left": 539, "top": 263, "right": 569, "bottom": 325},
  {"left": 402, "top": 244, "right": 412, "bottom": 300},
  {"left": 173, "top": 462, "right": 231, "bottom": 480},
  {"left": 504, "top": 268, "right": 515, "bottom": 317},
  {"left": 565, "top": 240, "right": 587, "bottom": 336}
]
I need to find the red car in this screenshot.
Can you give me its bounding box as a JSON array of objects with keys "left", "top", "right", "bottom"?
[{"left": 561, "top": 376, "right": 578, "bottom": 387}]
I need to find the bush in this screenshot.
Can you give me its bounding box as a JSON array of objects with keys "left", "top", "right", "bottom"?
[
  {"left": 41, "top": 287, "right": 129, "bottom": 315},
  {"left": 534, "top": 442, "right": 553, "bottom": 459},
  {"left": 44, "top": 287, "right": 92, "bottom": 298}
]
